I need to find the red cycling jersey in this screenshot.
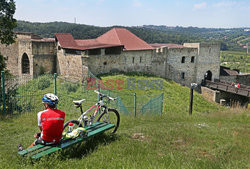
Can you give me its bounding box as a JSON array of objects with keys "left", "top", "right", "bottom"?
[{"left": 37, "top": 108, "right": 65, "bottom": 143}]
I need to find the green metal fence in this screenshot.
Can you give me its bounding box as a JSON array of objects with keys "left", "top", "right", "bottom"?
[{"left": 1, "top": 71, "right": 163, "bottom": 117}]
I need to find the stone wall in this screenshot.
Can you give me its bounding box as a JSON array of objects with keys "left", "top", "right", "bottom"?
[
  {"left": 165, "top": 47, "right": 198, "bottom": 87},
  {"left": 18, "top": 39, "right": 33, "bottom": 77},
  {"left": 32, "top": 41, "right": 56, "bottom": 77},
  {"left": 85, "top": 49, "right": 153, "bottom": 75},
  {"left": 194, "top": 43, "right": 221, "bottom": 84},
  {"left": 0, "top": 41, "right": 19, "bottom": 75},
  {"left": 220, "top": 74, "right": 250, "bottom": 86},
  {"left": 57, "top": 48, "right": 83, "bottom": 80},
  {"left": 201, "top": 86, "right": 220, "bottom": 102}
]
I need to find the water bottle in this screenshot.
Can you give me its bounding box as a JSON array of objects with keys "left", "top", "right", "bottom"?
[
  {"left": 83, "top": 115, "right": 89, "bottom": 126},
  {"left": 68, "top": 122, "right": 74, "bottom": 132}
]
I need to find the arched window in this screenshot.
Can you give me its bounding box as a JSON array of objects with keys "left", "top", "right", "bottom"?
[{"left": 22, "top": 53, "right": 30, "bottom": 74}]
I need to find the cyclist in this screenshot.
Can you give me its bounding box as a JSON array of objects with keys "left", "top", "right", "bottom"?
[{"left": 25, "top": 93, "right": 65, "bottom": 148}]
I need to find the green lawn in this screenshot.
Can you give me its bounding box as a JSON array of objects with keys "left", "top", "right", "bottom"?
[{"left": 0, "top": 74, "right": 249, "bottom": 169}]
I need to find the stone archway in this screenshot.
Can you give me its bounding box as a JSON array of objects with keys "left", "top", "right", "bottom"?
[
  {"left": 21, "top": 53, "right": 30, "bottom": 74},
  {"left": 205, "top": 70, "right": 212, "bottom": 81}
]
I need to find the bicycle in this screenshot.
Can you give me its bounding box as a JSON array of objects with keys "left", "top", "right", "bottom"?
[{"left": 63, "top": 90, "right": 120, "bottom": 134}]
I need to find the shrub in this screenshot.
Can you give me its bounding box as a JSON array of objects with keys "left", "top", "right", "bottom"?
[
  {"left": 37, "top": 75, "right": 51, "bottom": 90},
  {"left": 61, "top": 82, "right": 79, "bottom": 93}
]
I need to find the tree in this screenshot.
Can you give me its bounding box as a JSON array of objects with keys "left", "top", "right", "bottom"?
[
  {"left": 0, "top": 0, "right": 16, "bottom": 45},
  {"left": 0, "top": 0, "right": 16, "bottom": 72}
]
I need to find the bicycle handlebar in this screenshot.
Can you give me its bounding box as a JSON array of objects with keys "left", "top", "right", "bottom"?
[{"left": 94, "top": 90, "right": 117, "bottom": 101}]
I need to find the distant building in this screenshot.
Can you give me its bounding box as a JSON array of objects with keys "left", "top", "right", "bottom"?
[{"left": 0, "top": 28, "right": 221, "bottom": 87}]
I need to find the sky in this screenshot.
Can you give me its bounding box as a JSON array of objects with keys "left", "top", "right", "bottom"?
[{"left": 14, "top": 0, "right": 250, "bottom": 28}]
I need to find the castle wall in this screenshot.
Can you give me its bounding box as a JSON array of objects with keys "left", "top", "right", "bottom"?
[
  {"left": 56, "top": 48, "right": 83, "bottom": 80},
  {"left": 151, "top": 50, "right": 166, "bottom": 78},
  {"left": 32, "top": 42, "right": 56, "bottom": 77},
  {"left": 220, "top": 74, "right": 250, "bottom": 86},
  {"left": 18, "top": 39, "right": 33, "bottom": 77},
  {"left": 0, "top": 41, "right": 19, "bottom": 75},
  {"left": 165, "top": 47, "right": 198, "bottom": 87},
  {"left": 193, "top": 43, "right": 220, "bottom": 84},
  {"left": 85, "top": 49, "right": 153, "bottom": 75}
]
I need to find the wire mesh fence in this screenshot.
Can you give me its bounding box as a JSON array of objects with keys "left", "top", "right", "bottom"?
[{"left": 1, "top": 71, "right": 163, "bottom": 117}]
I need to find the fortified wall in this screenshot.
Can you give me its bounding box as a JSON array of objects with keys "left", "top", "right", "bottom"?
[
  {"left": 1, "top": 29, "right": 221, "bottom": 89},
  {"left": 0, "top": 33, "right": 56, "bottom": 78}
]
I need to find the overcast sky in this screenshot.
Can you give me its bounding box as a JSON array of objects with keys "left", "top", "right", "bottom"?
[{"left": 14, "top": 0, "right": 250, "bottom": 28}]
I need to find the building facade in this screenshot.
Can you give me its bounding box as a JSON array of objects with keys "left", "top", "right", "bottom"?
[{"left": 0, "top": 28, "right": 221, "bottom": 87}]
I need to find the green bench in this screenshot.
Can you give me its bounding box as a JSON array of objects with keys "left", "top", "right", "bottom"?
[{"left": 18, "top": 122, "right": 115, "bottom": 159}]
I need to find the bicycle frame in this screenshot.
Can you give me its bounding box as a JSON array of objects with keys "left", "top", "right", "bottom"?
[{"left": 77, "top": 100, "right": 106, "bottom": 126}]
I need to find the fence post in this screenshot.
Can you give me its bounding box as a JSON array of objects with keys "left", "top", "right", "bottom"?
[
  {"left": 160, "top": 93, "right": 163, "bottom": 115},
  {"left": 134, "top": 92, "right": 136, "bottom": 117},
  {"left": 54, "top": 73, "right": 57, "bottom": 96},
  {"left": 1, "top": 71, "right": 6, "bottom": 115}
]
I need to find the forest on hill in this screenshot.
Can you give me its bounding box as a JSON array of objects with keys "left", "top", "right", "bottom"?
[{"left": 15, "top": 21, "right": 250, "bottom": 51}]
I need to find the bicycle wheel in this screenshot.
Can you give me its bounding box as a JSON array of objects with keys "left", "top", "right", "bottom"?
[
  {"left": 96, "top": 108, "right": 120, "bottom": 134},
  {"left": 63, "top": 120, "right": 82, "bottom": 133}
]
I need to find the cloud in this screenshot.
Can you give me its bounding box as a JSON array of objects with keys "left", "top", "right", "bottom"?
[
  {"left": 193, "top": 2, "right": 207, "bottom": 10},
  {"left": 133, "top": 0, "right": 142, "bottom": 7}
]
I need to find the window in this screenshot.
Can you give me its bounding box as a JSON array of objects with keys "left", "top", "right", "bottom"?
[
  {"left": 105, "top": 47, "right": 122, "bottom": 55},
  {"left": 191, "top": 56, "right": 195, "bottom": 63},
  {"left": 140, "top": 56, "right": 142, "bottom": 63},
  {"left": 88, "top": 49, "right": 101, "bottom": 55},
  {"left": 181, "top": 56, "right": 185, "bottom": 63},
  {"left": 181, "top": 72, "right": 185, "bottom": 79},
  {"left": 132, "top": 57, "right": 135, "bottom": 64},
  {"left": 22, "top": 53, "right": 30, "bottom": 74},
  {"left": 65, "top": 49, "right": 82, "bottom": 55},
  {"left": 103, "top": 61, "right": 107, "bottom": 65}
]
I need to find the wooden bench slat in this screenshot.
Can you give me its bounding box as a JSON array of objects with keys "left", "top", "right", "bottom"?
[
  {"left": 18, "top": 122, "right": 103, "bottom": 156},
  {"left": 18, "top": 144, "right": 45, "bottom": 156},
  {"left": 87, "top": 123, "right": 115, "bottom": 138},
  {"left": 18, "top": 122, "right": 115, "bottom": 159},
  {"left": 31, "top": 147, "right": 61, "bottom": 159}
]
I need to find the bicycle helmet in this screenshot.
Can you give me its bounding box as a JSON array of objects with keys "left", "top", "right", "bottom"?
[{"left": 42, "top": 93, "right": 59, "bottom": 106}]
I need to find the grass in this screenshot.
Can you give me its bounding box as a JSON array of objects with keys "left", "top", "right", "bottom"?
[{"left": 0, "top": 74, "right": 249, "bottom": 168}]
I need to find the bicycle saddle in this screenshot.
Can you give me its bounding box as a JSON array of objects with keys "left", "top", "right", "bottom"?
[{"left": 73, "top": 99, "right": 86, "bottom": 106}]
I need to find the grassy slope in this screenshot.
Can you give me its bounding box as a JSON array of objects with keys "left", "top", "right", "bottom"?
[{"left": 0, "top": 75, "right": 249, "bottom": 169}]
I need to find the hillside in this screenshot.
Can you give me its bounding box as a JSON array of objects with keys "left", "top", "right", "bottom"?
[
  {"left": 0, "top": 74, "right": 249, "bottom": 168},
  {"left": 15, "top": 21, "right": 250, "bottom": 51}
]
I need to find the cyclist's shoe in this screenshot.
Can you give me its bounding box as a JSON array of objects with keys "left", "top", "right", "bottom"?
[{"left": 18, "top": 144, "right": 24, "bottom": 151}]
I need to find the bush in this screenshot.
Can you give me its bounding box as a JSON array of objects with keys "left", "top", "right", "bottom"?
[
  {"left": 37, "top": 75, "right": 51, "bottom": 90},
  {"left": 61, "top": 82, "right": 79, "bottom": 93}
]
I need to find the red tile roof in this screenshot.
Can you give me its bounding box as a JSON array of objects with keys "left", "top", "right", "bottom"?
[
  {"left": 55, "top": 28, "right": 153, "bottom": 51},
  {"left": 55, "top": 33, "right": 78, "bottom": 49},
  {"left": 75, "top": 39, "right": 122, "bottom": 49},
  {"left": 151, "top": 43, "right": 184, "bottom": 49},
  {"left": 97, "top": 28, "right": 153, "bottom": 51}
]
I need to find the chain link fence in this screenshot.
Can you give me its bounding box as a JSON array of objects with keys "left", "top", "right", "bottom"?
[{"left": 1, "top": 71, "right": 163, "bottom": 117}]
